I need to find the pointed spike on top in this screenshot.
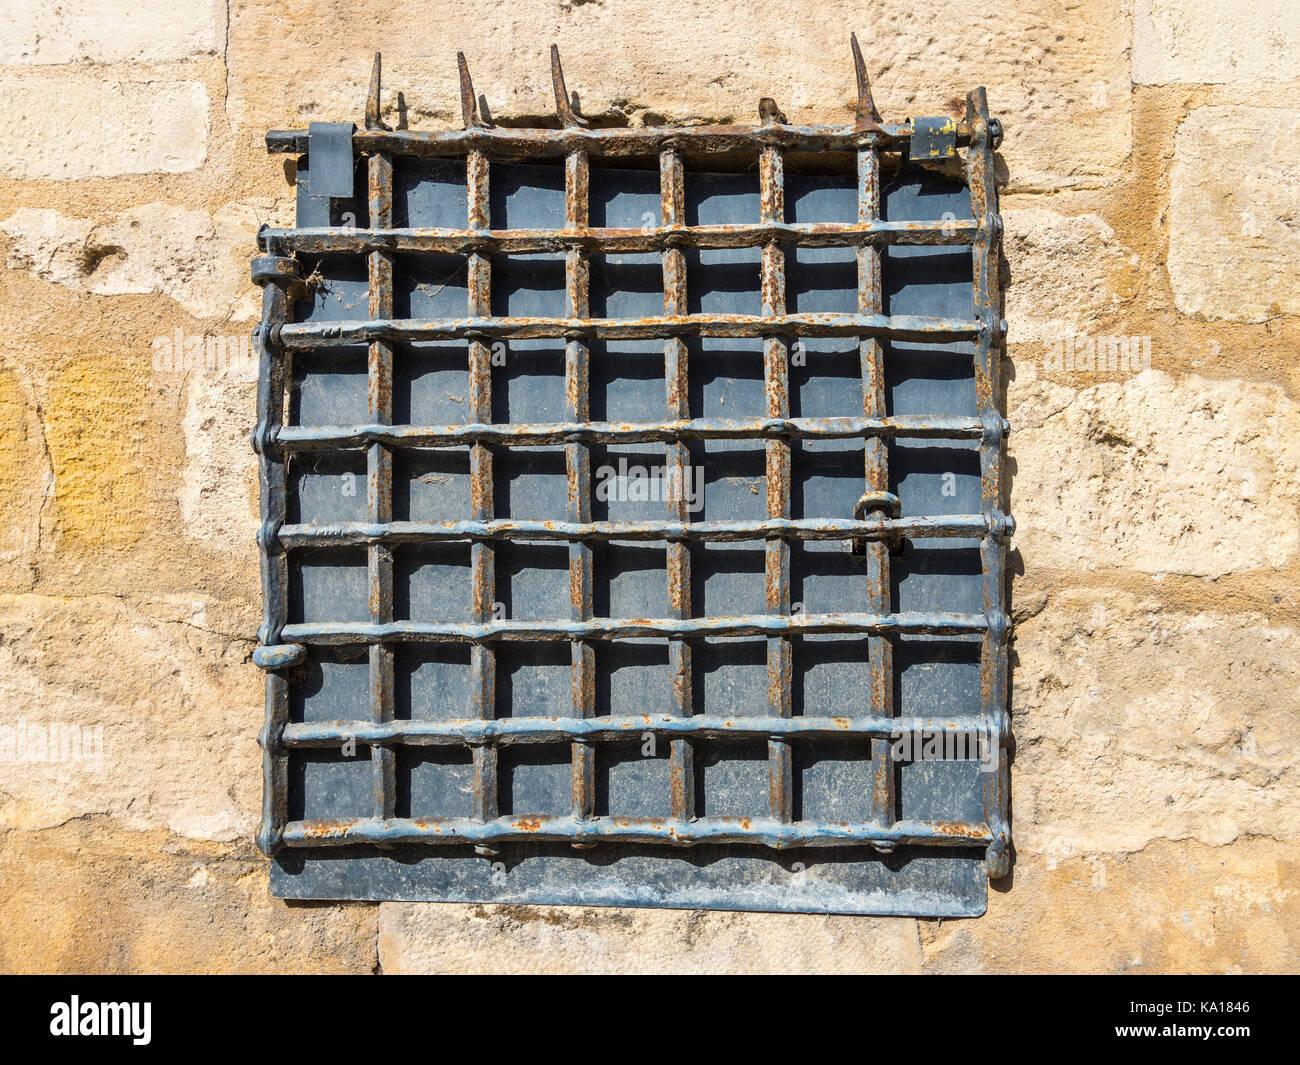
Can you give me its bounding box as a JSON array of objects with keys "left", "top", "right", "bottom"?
[
  {"left": 366, "top": 51, "right": 392, "bottom": 131},
  {"left": 458, "top": 51, "right": 482, "bottom": 128},
  {"left": 758, "top": 97, "right": 787, "bottom": 126},
  {"left": 550, "top": 44, "right": 589, "bottom": 128},
  {"left": 851, "top": 33, "right": 883, "bottom": 129}
]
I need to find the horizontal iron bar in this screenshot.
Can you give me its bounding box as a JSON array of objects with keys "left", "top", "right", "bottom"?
[
  {"left": 282, "top": 713, "right": 995, "bottom": 747},
  {"left": 266, "top": 121, "right": 974, "bottom": 160},
  {"left": 278, "top": 414, "right": 992, "bottom": 450},
  {"left": 263, "top": 219, "right": 981, "bottom": 255},
  {"left": 280, "top": 814, "right": 992, "bottom": 849},
  {"left": 279, "top": 611, "right": 993, "bottom": 645},
  {"left": 278, "top": 312, "right": 987, "bottom": 347},
  {"left": 278, "top": 513, "right": 1012, "bottom": 547}
]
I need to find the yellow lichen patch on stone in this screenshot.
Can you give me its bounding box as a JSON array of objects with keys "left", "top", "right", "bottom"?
[{"left": 44, "top": 354, "right": 151, "bottom": 549}]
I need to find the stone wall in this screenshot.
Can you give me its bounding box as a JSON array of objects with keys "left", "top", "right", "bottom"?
[{"left": 0, "top": 0, "right": 1296, "bottom": 973}]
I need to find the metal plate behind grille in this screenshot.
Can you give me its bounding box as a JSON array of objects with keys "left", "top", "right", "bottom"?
[{"left": 252, "top": 47, "right": 1010, "bottom": 915}]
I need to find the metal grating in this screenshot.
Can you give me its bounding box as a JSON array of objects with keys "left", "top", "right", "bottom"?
[{"left": 252, "top": 40, "right": 1012, "bottom": 915}]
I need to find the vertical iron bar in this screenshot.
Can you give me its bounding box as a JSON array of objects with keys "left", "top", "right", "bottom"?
[
  {"left": 253, "top": 253, "right": 295, "bottom": 858},
  {"left": 760, "top": 143, "right": 793, "bottom": 822},
  {"left": 467, "top": 146, "right": 499, "bottom": 842},
  {"left": 967, "top": 87, "right": 1010, "bottom": 879},
  {"left": 367, "top": 150, "right": 397, "bottom": 822},
  {"left": 660, "top": 146, "right": 695, "bottom": 820},
  {"left": 858, "top": 143, "right": 897, "bottom": 839},
  {"left": 565, "top": 147, "right": 597, "bottom": 827}
]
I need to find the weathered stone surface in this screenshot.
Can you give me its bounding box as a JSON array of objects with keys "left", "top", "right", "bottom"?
[
  {"left": 0, "top": 0, "right": 224, "bottom": 65},
  {"left": 922, "top": 840, "right": 1300, "bottom": 973},
  {"left": 1133, "top": 0, "right": 1300, "bottom": 84},
  {"left": 1005, "top": 357, "right": 1078, "bottom": 432},
  {"left": 1003, "top": 206, "right": 1139, "bottom": 344},
  {"left": 0, "top": 369, "right": 49, "bottom": 590},
  {"left": 228, "top": 0, "right": 1131, "bottom": 189},
  {"left": 1010, "top": 590, "right": 1299, "bottom": 856},
  {"left": 0, "top": 79, "right": 207, "bottom": 179},
  {"left": 1168, "top": 106, "right": 1300, "bottom": 322},
  {"left": 179, "top": 374, "right": 259, "bottom": 550},
  {"left": 1012, "top": 371, "right": 1300, "bottom": 576},
  {"left": 0, "top": 593, "right": 261, "bottom": 842},
  {"left": 2, "top": 201, "right": 271, "bottom": 322},
  {"left": 0, "top": 821, "right": 377, "bottom": 974},
  {"left": 380, "top": 902, "right": 923, "bottom": 974}
]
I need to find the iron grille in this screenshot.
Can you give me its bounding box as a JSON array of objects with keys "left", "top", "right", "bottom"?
[{"left": 252, "top": 40, "right": 1012, "bottom": 915}]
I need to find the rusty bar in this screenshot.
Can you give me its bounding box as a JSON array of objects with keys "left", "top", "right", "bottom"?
[
  {"left": 281, "top": 610, "right": 990, "bottom": 645},
  {"left": 467, "top": 145, "right": 499, "bottom": 841},
  {"left": 277, "top": 413, "right": 992, "bottom": 450},
  {"left": 564, "top": 143, "right": 597, "bottom": 828},
  {"left": 858, "top": 137, "right": 896, "bottom": 844},
  {"left": 251, "top": 247, "right": 300, "bottom": 858},
  {"left": 279, "top": 310, "right": 986, "bottom": 347},
  {"left": 967, "top": 87, "right": 1011, "bottom": 880},
  {"left": 280, "top": 814, "right": 992, "bottom": 849},
  {"left": 661, "top": 145, "right": 695, "bottom": 822},
  {"left": 267, "top": 121, "right": 977, "bottom": 159},
  {"left": 760, "top": 137, "right": 793, "bottom": 823},
  {"left": 284, "top": 713, "right": 993, "bottom": 746},
  {"left": 262, "top": 218, "right": 983, "bottom": 255},
  {"left": 278, "top": 513, "right": 1013, "bottom": 547},
  {"left": 367, "top": 150, "right": 397, "bottom": 821}
]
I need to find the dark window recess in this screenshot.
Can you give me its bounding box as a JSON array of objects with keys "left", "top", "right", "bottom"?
[{"left": 251, "top": 41, "right": 1012, "bottom": 916}]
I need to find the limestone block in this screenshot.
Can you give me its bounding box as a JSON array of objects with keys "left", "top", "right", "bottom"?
[
  {"left": 1168, "top": 106, "right": 1300, "bottom": 322},
  {"left": 1012, "top": 371, "right": 1300, "bottom": 576},
  {"left": 0, "top": 79, "right": 207, "bottom": 179}
]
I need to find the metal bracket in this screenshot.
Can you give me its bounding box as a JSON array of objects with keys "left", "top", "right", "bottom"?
[
  {"left": 909, "top": 116, "right": 958, "bottom": 161},
  {"left": 306, "top": 121, "right": 356, "bottom": 200}
]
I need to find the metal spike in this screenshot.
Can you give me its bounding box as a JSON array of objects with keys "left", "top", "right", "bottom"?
[
  {"left": 758, "top": 97, "right": 787, "bottom": 126},
  {"left": 366, "top": 51, "right": 392, "bottom": 131},
  {"left": 851, "top": 33, "right": 883, "bottom": 130},
  {"left": 458, "top": 52, "right": 483, "bottom": 128},
  {"left": 550, "top": 44, "right": 589, "bottom": 128}
]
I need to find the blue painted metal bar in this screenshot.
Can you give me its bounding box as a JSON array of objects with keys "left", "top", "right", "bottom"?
[
  {"left": 276, "top": 413, "right": 998, "bottom": 450},
  {"left": 759, "top": 134, "right": 794, "bottom": 823},
  {"left": 563, "top": 134, "right": 598, "bottom": 831},
  {"left": 280, "top": 814, "right": 992, "bottom": 849},
  {"left": 366, "top": 149, "right": 397, "bottom": 823},
  {"left": 282, "top": 713, "right": 997, "bottom": 746},
  {"left": 276, "top": 513, "right": 1014, "bottom": 547},
  {"left": 858, "top": 127, "right": 897, "bottom": 845},
  {"left": 661, "top": 145, "right": 696, "bottom": 823},
  {"left": 259, "top": 218, "right": 984, "bottom": 254},
  {"left": 967, "top": 86, "right": 1013, "bottom": 880},
  {"left": 252, "top": 250, "right": 300, "bottom": 859},
  {"left": 277, "top": 311, "right": 989, "bottom": 346},
  {"left": 265, "top": 119, "right": 977, "bottom": 158},
  {"left": 466, "top": 143, "right": 499, "bottom": 850},
  {"left": 280, "top": 611, "right": 989, "bottom": 644}
]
